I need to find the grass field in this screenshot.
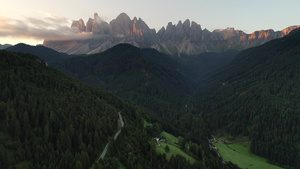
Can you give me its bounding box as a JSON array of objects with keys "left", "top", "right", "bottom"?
[
  {"left": 143, "top": 119, "right": 153, "bottom": 128},
  {"left": 160, "top": 131, "right": 178, "bottom": 145},
  {"left": 156, "top": 142, "right": 197, "bottom": 164},
  {"left": 144, "top": 120, "right": 198, "bottom": 164},
  {"left": 213, "top": 142, "right": 283, "bottom": 169}
]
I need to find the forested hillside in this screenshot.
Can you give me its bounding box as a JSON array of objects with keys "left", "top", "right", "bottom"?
[
  {"left": 52, "top": 44, "right": 194, "bottom": 114},
  {"left": 6, "top": 43, "right": 70, "bottom": 64},
  {"left": 0, "top": 50, "right": 127, "bottom": 168},
  {"left": 0, "top": 50, "right": 235, "bottom": 169},
  {"left": 179, "top": 50, "right": 238, "bottom": 83},
  {"left": 194, "top": 29, "right": 300, "bottom": 168}
]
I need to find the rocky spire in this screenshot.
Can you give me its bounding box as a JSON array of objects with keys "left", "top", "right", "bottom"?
[
  {"left": 86, "top": 18, "right": 94, "bottom": 32},
  {"left": 71, "top": 18, "right": 86, "bottom": 32}
]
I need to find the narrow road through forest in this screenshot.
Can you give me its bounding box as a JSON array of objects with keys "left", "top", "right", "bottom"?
[{"left": 96, "top": 112, "right": 124, "bottom": 162}]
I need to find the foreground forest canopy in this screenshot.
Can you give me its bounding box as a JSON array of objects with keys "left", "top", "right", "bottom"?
[
  {"left": 0, "top": 50, "right": 237, "bottom": 169},
  {"left": 0, "top": 50, "right": 123, "bottom": 168}
]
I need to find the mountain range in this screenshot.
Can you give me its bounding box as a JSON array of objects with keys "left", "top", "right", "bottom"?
[{"left": 44, "top": 12, "right": 300, "bottom": 56}]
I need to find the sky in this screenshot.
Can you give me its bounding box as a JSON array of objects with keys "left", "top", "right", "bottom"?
[{"left": 1, "top": 0, "right": 300, "bottom": 45}]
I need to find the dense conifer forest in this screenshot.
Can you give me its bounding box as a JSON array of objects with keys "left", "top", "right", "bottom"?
[
  {"left": 193, "top": 29, "right": 300, "bottom": 168},
  {"left": 0, "top": 50, "right": 123, "bottom": 168},
  {"left": 52, "top": 44, "right": 194, "bottom": 115},
  {"left": 0, "top": 50, "right": 235, "bottom": 168}
]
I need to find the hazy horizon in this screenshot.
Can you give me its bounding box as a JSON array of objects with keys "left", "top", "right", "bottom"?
[{"left": 1, "top": 0, "right": 300, "bottom": 45}]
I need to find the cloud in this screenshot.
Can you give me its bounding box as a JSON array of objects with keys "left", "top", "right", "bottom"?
[
  {"left": 0, "top": 13, "right": 82, "bottom": 42},
  {"left": 0, "top": 12, "right": 126, "bottom": 44}
]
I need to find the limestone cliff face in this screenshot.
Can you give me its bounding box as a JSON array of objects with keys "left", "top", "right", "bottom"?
[
  {"left": 44, "top": 13, "right": 300, "bottom": 56},
  {"left": 281, "top": 25, "right": 300, "bottom": 36},
  {"left": 71, "top": 19, "right": 86, "bottom": 32},
  {"left": 92, "top": 13, "right": 110, "bottom": 34},
  {"left": 85, "top": 18, "right": 93, "bottom": 32}
]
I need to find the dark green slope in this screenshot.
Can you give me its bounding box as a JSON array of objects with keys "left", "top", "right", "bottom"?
[
  {"left": 0, "top": 50, "right": 234, "bottom": 169},
  {"left": 0, "top": 50, "right": 125, "bottom": 168},
  {"left": 6, "top": 43, "right": 70, "bottom": 64},
  {"left": 196, "top": 29, "right": 300, "bottom": 168},
  {"left": 53, "top": 44, "right": 194, "bottom": 114},
  {"left": 179, "top": 50, "right": 238, "bottom": 83}
]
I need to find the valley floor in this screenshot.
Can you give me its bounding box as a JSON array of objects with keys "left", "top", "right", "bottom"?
[{"left": 213, "top": 141, "right": 283, "bottom": 169}]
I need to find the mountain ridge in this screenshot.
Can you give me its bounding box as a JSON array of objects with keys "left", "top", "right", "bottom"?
[
  {"left": 6, "top": 43, "right": 70, "bottom": 64},
  {"left": 43, "top": 12, "right": 300, "bottom": 55},
  {"left": 52, "top": 43, "right": 194, "bottom": 114}
]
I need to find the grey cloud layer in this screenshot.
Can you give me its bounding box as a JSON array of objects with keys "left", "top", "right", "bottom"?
[{"left": 0, "top": 15, "right": 97, "bottom": 41}]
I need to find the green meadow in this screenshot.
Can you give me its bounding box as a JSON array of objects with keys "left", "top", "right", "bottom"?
[
  {"left": 143, "top": 119, "right": 153, "bottom": 127},
  {"left": 144, "top": 120, "right": 198, "bottom": 164},
  {"left": 160, "top": 131, "right": 178, "bottom": 145},
  {"left": 213, "top": 141, "right": 283, "bottom": 169}
]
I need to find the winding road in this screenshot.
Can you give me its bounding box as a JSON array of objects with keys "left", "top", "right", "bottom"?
[{"left": 97, "top": 112, "right": 124, "bottom": 162}]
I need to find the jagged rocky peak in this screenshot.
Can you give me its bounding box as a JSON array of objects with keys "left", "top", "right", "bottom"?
[
  {"left": 183, "top": 19, "right": 191, "bottom": 33},
  {"left": 92, "top": 13, "right": 109, "bottom": 34},
  {"left": 177, "top": 20, "right": 183, "bottom": 26},
  {"left": 115, "top": 12, "right": 131, "bottom": 23},
  {"left": 45, "top": 12, "right": 300, "bottom": 55},
  {"left": 220, "top": 27, "right": 242, "bottom": 39},
  {"left": 158, "top": 26, "right": 166, "bottom": 32},
  {"left": 86, "top": 18, "right": 94, "bottom": 32},
  {"left": 191, "top": 21, "right": 202, "bottom": 31},
  {"left": 176, "top": 21, "right": 184, "bottom": 32},
  {"left": 282, "top": 25, "right": 300, "bottom": 36},
  {"left": 132, "top": 17, "right": 143, "bottom": 36},
  {"left": 183, "top": 19, "right": 190, "bottom": 26},
  {"left": 132, "top": 17, "right": 150, "bottom": 36},
  {"left": 190, "top": 21, "right": 202, "bottom": 40},
  {"left": 132, "top": 17, "right": 149, "bottom": 30},
  {"left": 157, "top": 26, "right": 166, "bottom": 37},
  {"left": 248, "top": 29, "right": 275, "bottom": 40},
  {"left": 109, "top": 12, "right": 133, "bottom": 36},
  {"left": 71, "top": 18, "right": 86, "bottom": 32},
  {"left": 166, "top": 22, "right": 175, "bottom": 31},
  {"left": 93, "top": 13, "right": 102, "bottom": 24},
  {"left": 226, "top": 27, "right": 235, "bottom": 31}
]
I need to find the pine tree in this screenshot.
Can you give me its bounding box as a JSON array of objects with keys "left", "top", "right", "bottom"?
[{"left": 165, "top": 145, "right": 170, "bottom": 153}]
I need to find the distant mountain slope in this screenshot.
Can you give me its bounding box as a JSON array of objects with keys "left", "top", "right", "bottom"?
[
  {"left": 179, "top": 50, "right": 238, "bottom": 83},
  {"left": 53, "top": 44, "right": 194, "bottom": 114},
  {"left": 44, "top": 12, "right": 300, "bottom": 55},
  {"left": 195, "top": 28, "right": 300, "bottom": 168},
  {"left": 0, "top": 44, "right": 12, "bottom": 49},
  {"left": 6, "top": 43, "right": 70, "bottom": 63}
]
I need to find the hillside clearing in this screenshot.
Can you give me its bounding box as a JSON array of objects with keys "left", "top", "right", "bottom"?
[
  {"left": 143, "top": 119, "right": 153, "bottom": 127},
  {"left": 213, "top": 141, "right": 283, "bottom": 169},
  {"left": 160, "top": 131, "right": 178, "bottom": 145}
]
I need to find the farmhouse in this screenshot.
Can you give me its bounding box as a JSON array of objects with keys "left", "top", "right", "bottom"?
[{"left": 154, "top": 136, "right": 167, "bottom": 143}]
